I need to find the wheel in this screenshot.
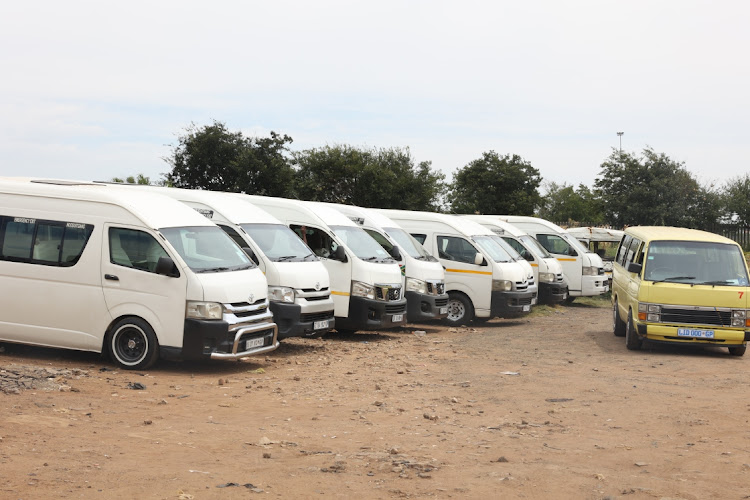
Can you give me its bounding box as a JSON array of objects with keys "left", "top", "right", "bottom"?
[
  {"left": 443, "top": 292, "right": 474, "bottom": 326},
  {"left": 473, "top": 316, "right": 491, "bottom": 324},
  {"left": 728, "top": 345, "right": 746, "bottom": 356},
  {"left": 612, "top": 298, "right": 626, "bottom": 337},
  {"left": 625, "top": 310, "right": 642, "bottom": 351},
  {"left": 108, "top": 317, "right": 159, "bottom": 370},
  {"left": 334, "top": 328, "right": 357, "bottom": 335}
]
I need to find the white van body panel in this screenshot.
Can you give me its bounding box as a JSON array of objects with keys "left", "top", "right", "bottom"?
[{"left": 498, "top": 216, "right": 608, "bottom": 298}]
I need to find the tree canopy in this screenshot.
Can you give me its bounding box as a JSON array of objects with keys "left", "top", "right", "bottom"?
[
  {"left": 722, "top": 173, "right": 750, "bottom": 225},
  {"left": 164, "top": 121, "right": 296, "bottom": 197},
  {"left": 594, "top": 148, "right": 713, "bottom": 228},
  {"left": 448, "top": 151, "right": 541, "bottom": 215},
  {"left": 537, "top": 182, "right": 603, "bottom": 224},
  {"left": 294, "top": 145, "right": 446, "bottom": 211}
]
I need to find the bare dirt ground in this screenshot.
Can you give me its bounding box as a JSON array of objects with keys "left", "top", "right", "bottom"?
[{"left": 1, "top": 299, "right": 749, "bottom": 500}]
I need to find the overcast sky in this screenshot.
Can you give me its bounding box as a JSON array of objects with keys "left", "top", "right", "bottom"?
[{"left": 2, "top": 1, "right": 748, "bottom": 192}]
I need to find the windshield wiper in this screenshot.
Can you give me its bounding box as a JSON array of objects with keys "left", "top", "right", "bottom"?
[
  {"left": 196, "top": 266, "right": 231, "bottom": 273},
  {"left": 275, "top": 255, "right": 298, "bottom": 262},
  {"left": 652, "top": 276, "right": 696, "bottom": 284},
  {"left": 699, "top": 280, "right": 734, "bottom": 286}
]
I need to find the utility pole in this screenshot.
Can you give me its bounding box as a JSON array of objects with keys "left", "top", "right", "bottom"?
[{"left": 617, "top": 131, "right": 624, "bottom": 153}]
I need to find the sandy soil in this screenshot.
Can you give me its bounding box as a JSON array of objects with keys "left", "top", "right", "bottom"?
[{"left": 1, "top": 300, "right": 749, "bottom": 500}]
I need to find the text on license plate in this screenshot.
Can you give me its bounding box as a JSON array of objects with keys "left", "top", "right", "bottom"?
[
  {"left": 245, "top": 337, "right": 265, "bottom": 350},
  {"left": 313, "top": 320, "right": 329, "bottom": 330},
  {"left": 392, "top": 314, "right": 404, "bottom": 322},
  {"left": 522, "top": 305, "right": 531, "bottom": 312},
  {"left": 439, "top": 307, "right": 448, "bottom": 314},
  {"left": 677, "top": 328, "right": 715, "bottom": 339}
]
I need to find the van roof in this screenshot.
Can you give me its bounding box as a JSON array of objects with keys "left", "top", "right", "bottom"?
[
  {"left": 376, "top": 209, "right": 493, "bottom": 236},
  {"left": 462, "top": 215, "right": 529, "bottom": 238},
  {"left": 326, "top": 204, "right": 401, "bottom": 231},
  {"left": 567, "top": 227, "right": 624, "bottom": 242},
  {"left": 625, "top": 226, "right": 738, "bottom": 245},
  {"left": 242, "top": 196, "right": 358, "bottom": 228},
  {"left": 496, "top": 215, "right": 566, "bottom": 234},
  {"left": 0, "top": 178, "right": 213, "bottom": 229}
]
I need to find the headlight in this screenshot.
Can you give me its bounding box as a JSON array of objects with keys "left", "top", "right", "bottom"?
[
  {"left": 405, "top": 277, "right": 428, "bottom": 294},
  {"left": 731, "top": 309, "right": 747, "bottom": 327},
  {"left": 186, "top": 301, "right": 223, "bottom": 320},
  {"left": 351, "top": 281, "right": 376, "bottom": 300},
  {"left": 492, "top": 279, "right": 513, "bottom": 291},
  {"left": 268, "top": 286, "right": 295, "bottom": 304},
  {"left": 538, "top": 272, "right": 555, "bottom": 283},
  {"left": 582, "top": 266, "right": 596, "bottom": 276}
]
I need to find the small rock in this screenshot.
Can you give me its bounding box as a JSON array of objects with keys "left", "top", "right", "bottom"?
[
  {"left": 634, "top": 462, "right": 648, "bottom": 467},
  {"left": 143, "top": 420, "right": 153, "bottom": 425},
  {"left": 262, "top": 452, "right": 271, "bottom": 459},
  {"left": 423, "top": 413, "right": 438, "bottom": 421},
  {"left": 495, "top": 456, "right": 509, "bottom": 463},
  {"left": 127, "top": 382, "right": 146, "bottom": 390}
]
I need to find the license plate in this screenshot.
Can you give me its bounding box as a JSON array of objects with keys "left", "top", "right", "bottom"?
[
  {"left": 439, "top": 307, "right": 448, "bottom": 314},
  {"left": 678, "top": 328, "right": 714, "bottom": 339},
  {"left": 313, "top": 320, "right": 329, "bottom": 330},
  {"left": 522, "top": 305, "right": 530, "bottom": 312},
  {"left": 563, "top": 293, "right": 567, "bottom": 299},
  {"left": 245, "top": 337, "right": 265, "bottom": 350},
  {"left": 532, "top": 297, "right": 537, "bottom": 305},
  {"left": 392, "top": 314, "right": 404, "bottom": 322}
]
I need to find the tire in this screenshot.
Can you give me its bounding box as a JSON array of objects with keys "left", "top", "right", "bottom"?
[
  {"left": 728, "top": 345, "right": 747, "bottom": 356},
  {"left": 612, "top": 299, "right": 626, "bottom": 337},
  {"left": 473, "top": 316, "right": 491, "bottom": 324},
  {"left": 625, "top": 310, "right": 642, "bottom": 351},
  {"left": 444, "top": 292, "right": 474, "bottom": 326},
  {"left": 565, "top": 296, "right": 576, "bottom": 304},
  {"left": 108, "top": 317, "right": 160, "bottom": 370}
]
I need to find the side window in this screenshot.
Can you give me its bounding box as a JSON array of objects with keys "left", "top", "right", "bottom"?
[
  {"left": 537, "top": 234, "right": 576, "bottom": 256},
  {"left": 436, "top": 236, "right": 478, "bottom": 264},
  {"left": 364, "top": 229, "right": 394, "bottom": 253},
  {"left": 615, "top": 235, "right": 632, "bottom": 266},
  {"left": 410, "top": 233, "right": 426, "bottom": 245},
  {"left": 0, "top": 216, "right": 92, "bottom": 266},
  {"left": 290, "top": 224, "right": 336, "bottom": 259},
  {"left": 624, "top": 238, "right": 642, "bottom": 267},
  {"left": 503, "top": 237, "right": 533, "bottom": 261},
  {"left": 218, "top": 224, "right": 247, "bottom": 249},
  {"left": 110, "top": 227, "right": 169, "bottom": 273}
]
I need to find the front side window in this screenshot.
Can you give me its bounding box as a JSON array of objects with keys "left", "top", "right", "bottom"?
[
  {"left": 410, "top": 233, "right": 427, "bottom": 245},
  {"left": 537, "top": 233, "right": 577, "bottom": 256},
  {"left": 160, "top": 226, "right": 254, "bottom": 273},
  {"left": 503, "top": 237, "right": 533, "bottom": 261},
  {"left": 437, "top": 236, "right": 479, "bottom": 264},
  {"left": 331, "top": 225, "right": 391, "bottom": 262},
  {"left": 110, "top": 227, "right": 170, "bottom": 273},
  {"left": 616, "top": 235, "right": 632, "bottom": 266},
  {"left": 384, "top": 227, "right": 435, "bottom": 261},
  {"left": 290, "top": 224, "right": 338, "bottom": 259}
]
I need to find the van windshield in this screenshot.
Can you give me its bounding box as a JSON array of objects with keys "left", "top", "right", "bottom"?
[
  {"left": 472, "top": 235, "right": 514, "bottom": 263},
  {"left": 241, "top": 223, "right": 317, "bottom": 262},
  {"left": 519, "top": 235, "right": 552, "bottom": 258},
  {"left": 160, "top": 226, "right": 255, "bottom": 273},
  {"left": 645, "top": 240, "right": 749, "bottom": 286},
  {"left": 384, "top": 227, "right": 436, "bottom": 261},
  {"left": 330, "top": 225, "right": 393, "bottom": 262}
]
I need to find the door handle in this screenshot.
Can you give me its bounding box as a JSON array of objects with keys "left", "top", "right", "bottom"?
[{"left": 104, "top": 274, "right": 119, "bottom": 281}]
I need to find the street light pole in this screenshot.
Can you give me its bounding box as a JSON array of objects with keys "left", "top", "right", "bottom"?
[{"left": 617, "top": 131, "right": 624, "bottom": 153}]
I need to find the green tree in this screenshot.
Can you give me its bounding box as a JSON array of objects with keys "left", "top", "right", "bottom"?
[
  {"left": 722, "top": 173, "right": 750, "bottom": 225},
  {"left": 594, "top": 148, "right": 719, "bottom": 228},
  {"left": 164, "top": 121, "right": 295, "bottom": 197},
  {"left": 294, "top": 145, "right": 446, "bottom": 210},
  {"left": 111, "top": 174, "right": 166, "bottom": 185},
  {"left": 448, "top": 151, "right": 541, "bottom": 214},
  {"left": 537, "top": 182, "right": 604, "bottom": 224}
]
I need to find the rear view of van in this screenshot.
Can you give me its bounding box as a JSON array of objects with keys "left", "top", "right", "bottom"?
[{"left": 0, "top": 179, "right": 278, "bottom": 369}]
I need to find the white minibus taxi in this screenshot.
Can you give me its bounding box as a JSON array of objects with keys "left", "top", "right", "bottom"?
[
  {"left": 329, "top": 204, "right": 450, "bottom": 322},
  {"left": 243, "top": 196, "right": 408, "bottom": 333},
  {"left": 464, "top": 215, "right": 568, "bottom": 304},
  {"left": 500, "top": 216, "right": 608, "bottom": 301},
  {"left": 0, "top": 179, "right": 278, "bottom": 369},
  {"left": 112, "top": 187, "right": 336, "bottom": 339},
  {"left": 376, "top": 209, "right": 536, "bottom": 325}
]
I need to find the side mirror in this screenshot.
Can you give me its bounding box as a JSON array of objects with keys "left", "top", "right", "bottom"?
[
  {"left": 154, "top": 256, "right": 179, "bottom": 277},
  {"left": 626, "top": 262, "right": 642, "bottom": 274},
  {"left": 332, "top": 245, "right": 348, "bottom": 263},
  {"left": 474, "top": 253, "right": 487, "bottom": 266},
  {"left": 242, "top": 247, "right": 259, "bottom": 265},
  {"left": 388, "top": 245, "right": 402, "bottom": 261}
]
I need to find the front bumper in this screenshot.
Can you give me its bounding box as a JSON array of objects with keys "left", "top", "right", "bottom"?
[
  {"left": 572, "top": 275, "right": 609, "bottom": 297},
  {"left": 335, "top": 296, "right": 408, "bottom": 331},
  {"left": 635, "top": 322, "right": 750, "bottom": 346},
  {"left": 161, "top": 318, "right": 279, "bottom": 361},
  {"left": 270, "top": 301, "right": 335, "bottom": 340},
  {"left": 490, "top": 290, "right": 535, "bottom": 318},
  {"left": 538, "top": 282, "right": 568, "bottom": 304},
  {"left": 405, "top": 291, "right": 450, "bottom": 322}
]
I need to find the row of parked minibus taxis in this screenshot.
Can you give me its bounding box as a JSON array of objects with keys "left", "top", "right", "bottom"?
[{"left": 0, "top": 178, "right": 611, "bottom": 369}]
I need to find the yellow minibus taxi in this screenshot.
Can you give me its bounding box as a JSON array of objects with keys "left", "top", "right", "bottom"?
[{"left": 612, "top": 226, "right": 750, "bottom": 356}]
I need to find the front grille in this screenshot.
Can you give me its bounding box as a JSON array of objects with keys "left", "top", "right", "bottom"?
[
  {"left": 375, "top": 284, "right": 402, "bottom": 301},
  {"left": 301, "top": 311, "right": 334, "bottom": 323},
  {"left": 385, "top": 304, "right": 407, "bottom": 314},
  {"left": 556, "top": 274, "right": 564, "bottom": 283},
  {"left": 661, "top": 307, "right": 732, "bottom": 327},
  {"left": 225, "top": 299, "right": 269, "bottom": 319},
  {"left": 305, "top": 295, "right": 330, "bottom": 302},
  {"left": 435, "top": 298, "right": 449, "bottom": 307},
  {"left": 509, "top": 296, "right": 534, "bottom": 307},
  {"left": 427, "top": 282, "right": 445, "bottom": 295},
  {"left": 301, "top": 287, "right": 329, "bottom": 293},
  {"left": 515, "top": 281, "right": 528, "bottom": 292}
]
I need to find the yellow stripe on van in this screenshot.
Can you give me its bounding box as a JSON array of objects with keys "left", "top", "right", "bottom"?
[
  {"left": 557, "top": 258, "right": 577, "bottom": 262},
  {"left": 331, "top": 291, "right": 351, "bottom": 296},
  {"left": 530, "top": 263, "right": 538, "bottom": 267},
  {"left": 445, "top": 268, "right": 493, "bottom": 276}
]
